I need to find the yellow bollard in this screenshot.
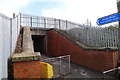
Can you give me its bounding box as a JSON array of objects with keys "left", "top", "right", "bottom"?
[{"left": 40, "top": 62, "right": 54, "bottom": 78}]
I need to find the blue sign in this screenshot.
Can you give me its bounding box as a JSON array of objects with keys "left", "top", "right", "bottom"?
[{"left": 97, "top": 13, "right": 120, "bottom": 25}]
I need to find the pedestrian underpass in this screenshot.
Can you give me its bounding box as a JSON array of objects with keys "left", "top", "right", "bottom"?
[
  {"left": 0, "top": 13, "right": 118, "bottom": 80},
  {"left": 11, "top": 26, "right": 117, "bottom": 79},
  {"left": 32, "top": 35, "right": 46, "bottom": 53}
]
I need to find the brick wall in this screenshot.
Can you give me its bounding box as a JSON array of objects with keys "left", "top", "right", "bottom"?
[
  {"left": 11, "top": 27, "right": 41, "bottom": 79},
  {"left": 47, "top": 29, "right": 118, "bottom": 72},
  {"left": 13, "top": 60, "right": 40, "bottom": 79}
]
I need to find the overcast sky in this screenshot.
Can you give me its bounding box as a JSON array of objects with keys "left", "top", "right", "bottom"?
[{"left": 0, "top": 0, "right": 118, "bottom": 26}]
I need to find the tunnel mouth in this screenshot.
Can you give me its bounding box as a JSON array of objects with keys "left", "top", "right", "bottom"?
[{"left": 32, "top": 35, "right": 46, "bottom": 54}]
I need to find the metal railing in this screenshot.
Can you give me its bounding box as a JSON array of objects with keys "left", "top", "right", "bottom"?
[
  {"left": 20, "top": 13, "right": 118, "bottom": 48},
  {"left": 103, "top": 68, "right": 118, "bottom": 80},
  {"left": 40, "top": 55, "right": 71, "bottom": 78}
]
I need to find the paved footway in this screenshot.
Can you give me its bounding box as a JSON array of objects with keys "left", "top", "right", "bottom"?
[{"left": 41, "top": 55, "right": 117, "bottom": 79}]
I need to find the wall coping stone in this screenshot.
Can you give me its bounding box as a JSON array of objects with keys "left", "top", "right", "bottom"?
[{"left": 12, "top": 52, "right": 41, "bottom": 62}]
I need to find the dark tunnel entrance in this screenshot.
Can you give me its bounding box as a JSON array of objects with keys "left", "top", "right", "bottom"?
[{"left": 32, "top": 35, "right": 46, "bottom": 54}]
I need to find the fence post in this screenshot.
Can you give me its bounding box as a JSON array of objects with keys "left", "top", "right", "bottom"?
[
  {"left": 68, "top": 55, "right": 71, "bottom": 73},
  {"left": 37, "top": 16, "right": 38, "bottom": 27},
  {"left": 66, "top": 20, "right": 68, "bottom": 31},
  {"left": 59, "top": 57, "right": 62, "bottom": 75},
  {"left": 59, "top": 19, "right": 61, "bottom": 29},
  {"left": 19, "top": 13, "right": 21, "bottom": 27},
  {"left": 117, "top": 0, "right": 120, "bottom": 79},
  {"left": 44, "top": 18, "right": 46, "bottom": 28},
  {"left": 54, "top": 19, "right": 56, "bottom": 28},
  {"left": 10, "top": 18, "right": 12, "bottom": 56},
  {"left": 17, "top": 15, "right": 19, "bottom": 35},
  {"left": 30, "top": 17, "right": 32, "bottom": 27}
]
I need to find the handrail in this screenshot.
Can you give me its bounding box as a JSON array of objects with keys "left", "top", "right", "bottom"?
[{"left": 19, "top": 13, "right": 119, "bottom": 48}]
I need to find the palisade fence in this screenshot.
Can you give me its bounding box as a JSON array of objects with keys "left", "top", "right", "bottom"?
[
  {"left": 20, "top": 13, "right": 118, "bottom": 48},
  {"left": 0, "top": 13, "right": 20, "bottom": 79}
]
